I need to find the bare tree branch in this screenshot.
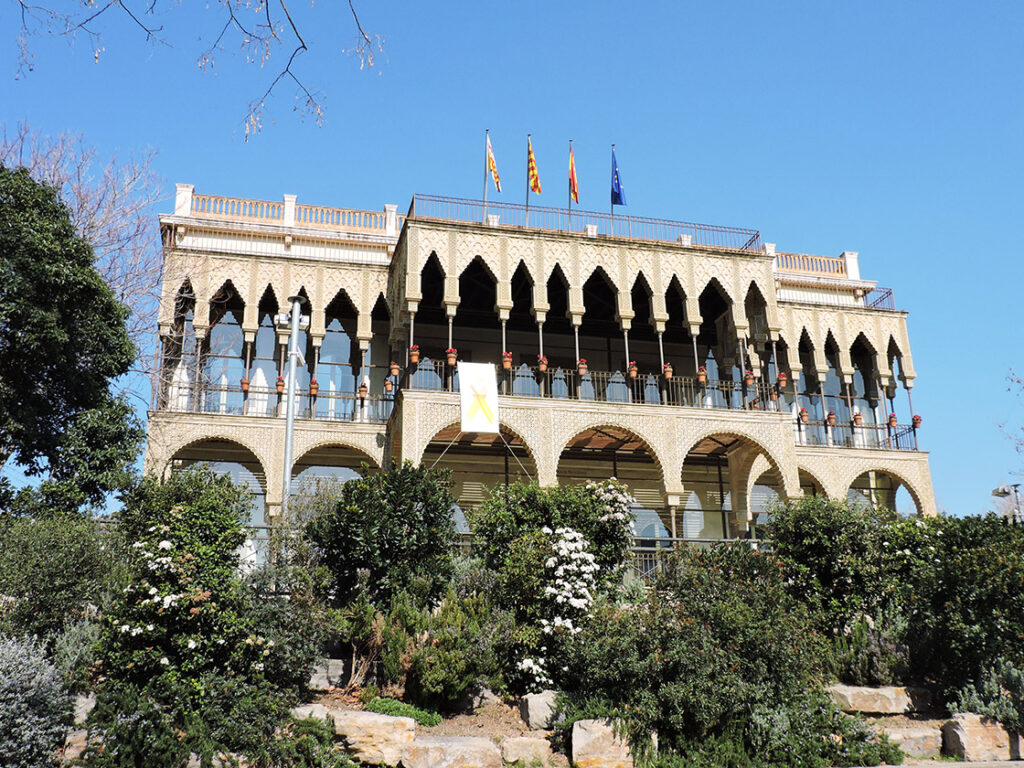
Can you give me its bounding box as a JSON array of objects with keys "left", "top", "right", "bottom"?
[{"left": 7, "top": 1, "right": 382, "bottom": 133}]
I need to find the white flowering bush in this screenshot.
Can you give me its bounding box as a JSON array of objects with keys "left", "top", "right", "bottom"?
[{"left": 85, "top": 468, "right": 314, "bottom": 767}]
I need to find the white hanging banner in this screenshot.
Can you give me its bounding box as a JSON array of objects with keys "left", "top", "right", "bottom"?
[{"left": 458, "top": 362, "right": 499, "bottom": 434}]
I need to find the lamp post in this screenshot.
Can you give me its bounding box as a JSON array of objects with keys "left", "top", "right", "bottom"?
[
  {"left": 276, "top": 295, "right": 310, "bottom": 520},
  {"left": 992, "top": 483, "right": 1022, "bottom": 523}
]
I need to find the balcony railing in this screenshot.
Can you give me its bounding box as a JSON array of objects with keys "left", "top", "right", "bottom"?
[
  {"left": 159, "top": 382, "right": 394, "bottom": 424},
  {"left": 404, "top": 360, "right": 779, "bottom": 411},
  {"left": 794, "top": 421, "right": 918, "bottom": 451},
  {"left": 408, "top": 194, "right": 763, "bottom": 253}
]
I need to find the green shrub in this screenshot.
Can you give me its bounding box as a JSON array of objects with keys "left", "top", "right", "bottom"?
[
  {"left": 831, "top": 611, "right": 908, "bottom": 687},
  {"left": 953, "top": 657, "right": 1024, "bottom": 733},
  {"left": 470, "top": 480, "right": 634, "bottom": 585},
  {"left": 895, "top": 515, "right": 1024, "bottom": 694},
  {"left": 305, "top": 462, "right": 456, "bottom": 609},
  {"left": 0, "top": 635, "right": 73, "bottom": 768},
  {"left": 560, "top": 543, "right": 829, "bottom": 763},
  {"left": 406, "top": 589, "right": 513, "bottom": 710},
  {"left": 766, "top": 496, "right": 895, "bottom": 632},
  {"left": 0, "top": 513, "right": 120, "bottom": 637},
  {"left": 51, "top": 618, "right": 102, "bottom": 694},
  {"left": 364, "top": 697, "right": 441, "bottom": 727},
  {"left": 272, "top": 717, "right": 359, "bottom": 767},
  {"left": 85, "top": 468, "right": 310, "bottom": 766}
]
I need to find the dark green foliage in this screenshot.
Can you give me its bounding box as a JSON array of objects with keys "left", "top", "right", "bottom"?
[
  {"left": 766, "top": 495, "right": 895, "bottom": 631},
  {"left": 0, "top": 513, "right": 121, "bottom": 637},
  {"left": 406, "top": 588, "right": 514, "bottom": 711},
  {"left": 894, "top": 514, "right": 1024, "bottom": 694},
  {"left": 0, "top": 635, "right": 73, "bottom": 768},
  {"left": 0, "top": 165, "right": 139, "bottom": 500},
  {"left": 953, "top": 657, "right": 1024, "bottom": 733},
  {"left": 831, "top": 612, "right": 908, "bottom": 687},
  {"left": 470, "top": 481, "right": 633, "bottom": 585},
  {"left": 305, "top": 462, "right": 457, "bottom": 609},
  {"left": 364, "top": 696, "right": 441, "bottom": 727},
  {"left": 770, "top": 498, "right": 1024, "bottom": 695},
  {"left": 86, "top": 468, "right": 320, "bottom": 767},
  {"left": 560, "top": 543, "right": 845, "bottom": 765},
  {"left": 271, "top": 717, "right": 358, "bottom": 768}
]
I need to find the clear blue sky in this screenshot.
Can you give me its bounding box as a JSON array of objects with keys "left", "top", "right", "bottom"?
[{"left": 2, "top": 1, "right": 1021, "bottom": 515}]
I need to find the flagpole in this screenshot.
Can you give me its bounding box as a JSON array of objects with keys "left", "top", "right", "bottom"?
[
  {"left": 610, "top": 143, "right": 615, "bottom": 237},
  {"left": 483, "top": 129, "right": 489, "bottom": 223},
  {"left": 568, "top": 139, "right": 572, "bottom": 230},
  {"left": 525, "top": 134, "right": 531, "bottom": 225}
]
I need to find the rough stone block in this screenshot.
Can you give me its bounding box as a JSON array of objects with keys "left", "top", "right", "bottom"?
[
  {"left": 308, "top": 658, "right": 346, "bottom": 690},
  {"left": 571, "top": 719, "right": 636, "bottom": 768},
  {"left": 519, "top": 690, "right": 557, "bottom": 730},
  {"left": 827, "top": 684, "right": 911, "bottom": 714},
  {"left": 501, "top": 735, "right": 552, "bottom": 765},
  {"left": 292, "top": 706, "right": 416, "bottom": 765},
  {"left": 74, "top": 693, "right": 96, "bottom": 726},
  {"left": 401, "top": 736, "right": 503, "bottom": 768},
  {"left": 875, "top": 723, "right": 941, "bottom": 759},
  {"left": 942, "top": 713, "right": 1022, "bottom": 762}
]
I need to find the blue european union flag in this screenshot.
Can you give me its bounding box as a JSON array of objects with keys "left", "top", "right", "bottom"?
[{"left": 611, "top": 148, "right": 626, "bottom": 207}]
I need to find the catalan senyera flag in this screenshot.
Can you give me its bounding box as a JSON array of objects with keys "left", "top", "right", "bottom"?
[
  {"left": 486, "top": 135, "right": 502, "bottom": 193},
  {"left": 568, "top": 144, "right": 580, "bottom": 204},
  {"left": 527, "top": 137, "right": 542, "bottom": 194},
  {"left": 458, "top": 362, "right": 499, "bottom": 433}
]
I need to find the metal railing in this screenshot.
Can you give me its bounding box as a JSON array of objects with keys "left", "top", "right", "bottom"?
[
  {"left": 404, "top": 360, "right": 780, "bottom": 412},
  {"left": 408, "top": 194, "right": 763, "bottom": 253},
  {"left": 794, "top": 421, "right": 918, "bottom": 451},
  {"left": 867, "top": 287, "right": 896, "bottom": 310},
  {"left": 159, "top": 382, "right": 394, "bottom": 424}
]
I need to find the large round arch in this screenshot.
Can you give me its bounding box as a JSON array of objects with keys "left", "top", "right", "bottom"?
[
  {"left": 557, "top": 424, "right": 667, "bottom": 537},
  {"left": 167, "top": 438, "right": 269, "bottom": 527},
  {"left": 420, "top": 422, "right": 538, "bottom": 515},
  {"left": 679, "top": 431, "right": 788, "bottom": 540},
  {"left": 291, "top": 441, "right": 378, "bottom": 489},
  {"left": 846, "top": 469, "right": 923, "bottom": 516}
]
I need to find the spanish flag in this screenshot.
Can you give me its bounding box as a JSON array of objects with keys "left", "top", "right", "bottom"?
[
  {"left": 527, "top": 136, "right": 542, "bottom": 194},
  {"left": 568, "top": 143, "right": 580, "bottom": 204},
  {"left": 486, "top": 134, "right": 502, "bottom": 193}
]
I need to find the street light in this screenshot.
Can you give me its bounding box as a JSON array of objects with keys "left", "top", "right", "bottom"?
[
  {"left": 991, "top": 483, "right": 1022, "bottom": 524},
  {"left": 277, "top": 295, "right": 310, "bottom": 520}
]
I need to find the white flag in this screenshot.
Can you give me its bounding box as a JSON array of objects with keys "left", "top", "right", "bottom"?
[{"left": 458, "top": 362, "right": 499, "bottom": 434}]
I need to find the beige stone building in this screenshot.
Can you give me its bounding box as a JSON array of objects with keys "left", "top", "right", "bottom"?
[{"left": 147, "top": 185, "right": 934, "bottom": 541}]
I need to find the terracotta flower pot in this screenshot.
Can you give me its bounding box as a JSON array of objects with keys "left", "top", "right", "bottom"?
[
  {"left": 799, "top": 411, "right": 809, "bottom": 424},
  {"left": 446, "top": 352, "right": 457, "bottom": 366},
  {"left": 853, "top": 413, "right": 863, "bottom": 426},
  {"left": 502, "top": 358, "right": 512, "bottom": 370},
  {"left": 384, "top": 379, "right": 394, "bottom": 393},
  {"left": 888, "top": 414, "right": 898, "bottom": 428},
  {"left": 310, "top": 381, "right": 319, "bottom": 396},
  {"left": 359, "top": 383, "right": 368, "bottom": 398},
  {"left": 912, "top": 415, "right": 922, "bottom": 429},
  {"left": 827, "top": 413, "right": 836, "bottom": 426},
  {"left": 663, "top": 366, "right": 673, "bottom": 380},
  {"left": 409, "top": 348, "right": 420, "bottom": 364},
  {"left": 770, "top": 389, "right": 778, "bottom": 401},
  {"left": 240, "top": 378, "right": 250, "bottom": 393},
  {"left": 390, "top": 363, "right": 400, "bottom": 377},
  {"left": 538, "top": 361, "right": 548, "bottom": 373},
  {"left": 697, "top": 371, "right": 707, "bottom": 384},
  {"left": 276, "top": 378, "right": 285, "bottom": 394},
  {"left": 744, "top": 373, "right": 755, "bottom": 387},
  {"left": 578, "top": 364, "right": 588, "bottom": 376},
  {"left": 778, "top": 372, "right": 788, "bottom": 387},
  {"left": 629, "top": 366, "right": 638, "bottom": 379}
]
